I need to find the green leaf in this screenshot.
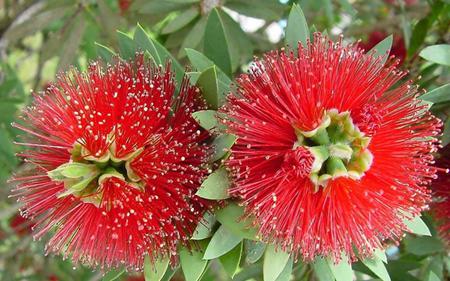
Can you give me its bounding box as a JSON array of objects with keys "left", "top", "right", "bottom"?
[
  {"left": 274, "top": 257, "right": 293, "bottom": 281},
  {"left": 224, "top": 0, "right": 285, "bottom": 21},
  {"left": 179, "top": 17, "right": 207, "bottom": 58},
  {"left": 404, "top": 236, "right": 444, "bottom": 256},
  {"left": 102, "top": 269, "right": 125, "bottom": 281},
  {"left": 420, "top": 84, "right": 450, "bottom": 104},
  {"left": 180, "top": 242, "right": 209, "bottom": 281},
  {"left": 427, "top": 271, "right": 440, "bottom": 281},
  {"left": 419, "top": 44, "right": 450, "bottom": 66},
  {"left": 285, "top": 3, "right": 309, "bottom": 49},
  {"left": 185, "top": 48, "right": 231, "bottom": 95},
  {"left": 408, "top": 18, "right": 429, "bottom": 58},
  {"left": 134, "top": 24, "right": 162, "bottom": 65},
  {"left": 196, "top": 167, "right": 230, "bottom": 200},
  {"left": 117, "top": 31, "right": 136, "bottom": 59},
  {"left": 313, "top": 257, "right": 335, "bottom": 281},
  {"left": 162, "top": 7, "right": 199, "bottom": 34},
  {"left": 216, "top": 203, "right": 258, "bottom": 240},
  {"left": 133, "top": 24, "right": 184, "bottom": 82},
  {"left": 218, "top": 9, "right": 254, "bottom": 72},
  {"left": 196, "top": 66, "right": 220, "bottom": 109},
  {"left": 368, "top": 35, "right": 393, "bottom": 65},
  {"left": 263, "top": 244, "right": 291, "bottom": 281},
  {"left": 186, "top": 48, "right": 217, "bottom": 71},
  {"left": 245, "top": 240, "right": 266, "bottom": 264},
  {"left": 374, "top": 248, "right": 387, "bottom": 263},
  {"left": 134, "top": 0, "right": 191, "bottom": 14},
  {"left": 404, "top": 215, "right": 431, "bottom": 236},
  {"left": 192, "top": 211, "right": 216, "bottom": 240},
  {"left": 327, "top": 255, "right": 353, "bottom": 281},
  {"left": 95, "top": 43, "right": 116, "bottom": 62},
  {"left": 144, "top": 256, "right": 170, "bottom": 281},
  {"left": 57, "top": 14, "right": 86, "bottom": 71},
  {"left": 204, "top": 8, "right": 232, "bottom": 76},
  {"left": 203, "top": 225, "right": 243, "bottom": 259},
  {"left": 192, "top": 110, "right": 219, "bottom": 131},
  {"left": 211, "top": 134, "right": 237, "bottom": 162},
  {"left": 362, "top": 256, "right": 391, "bottom": 281},
  {"left": 219, "top": 241, "right": 243, "bottom": 278}
]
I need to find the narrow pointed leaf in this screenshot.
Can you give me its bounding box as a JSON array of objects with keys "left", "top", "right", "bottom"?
[
  {"left": 117, "top": 31, "right": 136, "bottom": 59},
  {"left": 420, "top": 84, "right": 450, "bottom": 104},
  {"left": 263, "top": 244, "right": 291, "bottom": 281},
  {"left": 419, "top": 44, "right": 450, "bottom": 66},
  {"left": 192, "top": 110, "right": 219, "bottom": 131},
  {"left": 185, "top": 48, "right": 232, "bottom": 95},
  {"left": 162, "top": 7, "right": 199, "bottom": 34},
  {"left": 245, "top": 240, "right": 266, "bottom": 264},
  {"left": 404, "top": 215, "right": 431, "bottom": 236},
  {"left": 216, "top": 203, "right": 258, "bottom": 240},
  {"left": 374, "top": 248, "right": 388, "bottom": 263},
  {"left": 192, "top": 212, "right": 216, "bottom": 240},
  {"left": 275, "top": 257, "right": 293, "bottom": 281},
  {"left": 180, "top": 242, "right": 208, "bottom": 281},
  {"left": 203, "top": 225, "right": 243, "bottom": 259},
  {"left": 134, "top": 24, "right": 162, "bottom": 65},
  {"left": 362, "top": 256, "right": 391, "bottom": 281},
  {"left": 196, "top": 66, "right": 219, "bottom": 109},
  {"left": 204, "top": 8, "right": 232, "bottom": 76},
  {"left": 196, "top": 167, "right": 230, "bottom": 200},
  {"left": 144, "top": 256, "right": 170, "bottom": 281},
  {"left": 211, "top": 134, "right": 237, "bottom": 161},
  {"left": 327, "top": 255, "right": 353, "bottom": 281},
  {"left": 133, "top": 24, "right": 184, "bottom": 82},
  {"left": 95, "top": 43, "right": 116, "bottom": 62},
  {"left": 219, "top": 241, "right": 243, "bottom": 279},
  {"left": 179, "top": 17, "right": 207, "bottom": 58},
  {"left": 313, "top": 257, "right": 335, "bottom": 281},
  {"left": 369, "top": 35, "right": 393, "bottom": 65},
  {"left": 285, "top": 3, "right": 309, "bottom": 48}
]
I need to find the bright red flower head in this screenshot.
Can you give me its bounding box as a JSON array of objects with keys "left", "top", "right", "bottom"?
[
  {"left": 221, "top": 34, "right": 441, "bottom": 262},
  {"left": 431, "top": 145, "right": 450, "bottom": 243},
  {"left": 11, "top": 55, "right": 210, "bottom": 270}
]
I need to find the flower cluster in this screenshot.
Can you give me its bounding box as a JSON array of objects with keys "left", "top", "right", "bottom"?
[
  {"left": 12, "top": 55, "right": 210, "bottom": 270},
  {"left": 221, "top": 34, "right": 441, "bottom": 262},
  {"left": 11, "top": 32, "right": 444, "bottom": 272}
]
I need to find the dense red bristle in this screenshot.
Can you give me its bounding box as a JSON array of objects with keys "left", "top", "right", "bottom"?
[
  {"left": 11, "top": 55, "right": 211, "bottom": 271},
  {"left": 221, "top": 33, "right": 441, "bottom": 262}
]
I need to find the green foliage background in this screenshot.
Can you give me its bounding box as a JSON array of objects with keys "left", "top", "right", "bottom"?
[{"left": 0, "top": 0, "right": 449, "bottom": 281}]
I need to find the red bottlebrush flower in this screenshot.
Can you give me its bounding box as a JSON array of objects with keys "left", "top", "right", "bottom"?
[
  {"left": 431, "top": 145, "right": 450, "bottom": 243},
  {"left": 11, "top": 55, "right": 210, "bottom": 270},
  {"left": 221, "top": 34, "right": 441, "bottom": 262},
  {"left": 359, "top": 31, "right": 407, "bottom": 65}
]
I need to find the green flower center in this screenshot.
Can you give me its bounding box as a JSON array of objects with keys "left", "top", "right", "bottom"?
[
  {"left": 47, "top": 143, "right": 143, "bottom": 201},
  {"left": 295, "top": 109, "right": 373, "bottom": 190}
]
